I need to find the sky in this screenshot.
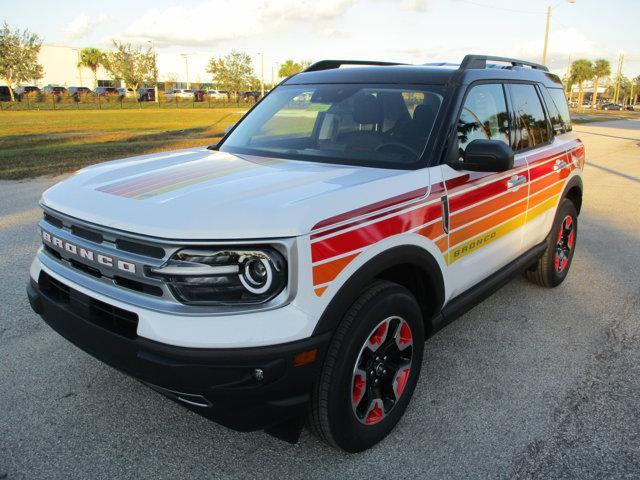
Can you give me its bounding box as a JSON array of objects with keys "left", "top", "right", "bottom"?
[{"left": 2, "top": 0, "right": 639, "bottom": 83}]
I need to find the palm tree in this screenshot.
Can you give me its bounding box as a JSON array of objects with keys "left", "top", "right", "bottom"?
[
  {"left": 278, "top": 60, "right": 304, "bottom": 78},
  {"left": 570, "top": 59, "right": 594, "bottom": 111},
  {"left": 78, "top": 47, "right": 105, "bottom": 89},
  {"left": 591, "top": 59, "right": 611, "bottom": 108}
]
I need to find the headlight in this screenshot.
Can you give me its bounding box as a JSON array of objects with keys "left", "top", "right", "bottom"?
[{"left": 151, "top": 248, "right": 287, "bottom": 305}]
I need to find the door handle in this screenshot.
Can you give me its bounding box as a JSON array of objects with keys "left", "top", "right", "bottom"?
[
  {"left": 507, "top": 175, "right": 527, "bottom": 190},
  {"left": 553, "top": 160, "right": 568, "bottom": 171}
]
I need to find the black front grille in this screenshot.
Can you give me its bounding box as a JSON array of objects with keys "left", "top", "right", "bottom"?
[{"left": 39, "top": 272, "right": 139, "bottom": 339}]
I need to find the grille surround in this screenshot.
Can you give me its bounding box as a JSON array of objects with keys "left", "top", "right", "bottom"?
[{"left": 38, "top": 206, "right": 297, "bottom": 316}]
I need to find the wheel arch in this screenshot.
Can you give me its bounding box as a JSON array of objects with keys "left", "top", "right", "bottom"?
[
  {"left": 561, "top": 174, "right": 583, "bottom": 214},
  {"left": 312, "top": 245, "right": 445, "bottom": 337}
]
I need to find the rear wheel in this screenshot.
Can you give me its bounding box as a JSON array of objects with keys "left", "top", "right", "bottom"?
[
  {"left": 526, "top": 198, "right": 578, "bottom": 287},
  {"left": 308, "top": 280, "right": 424, "bottom": 452}
]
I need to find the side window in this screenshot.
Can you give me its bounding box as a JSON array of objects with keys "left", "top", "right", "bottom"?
[
  {"left": 546, "top": 88, "right": 572, "bottom": 134},
  {"left": 457, "top": 84, "right": 510, "bottom": 158},
  {"left": 510, "top": 84, "right": 551, "bottom": 150}
]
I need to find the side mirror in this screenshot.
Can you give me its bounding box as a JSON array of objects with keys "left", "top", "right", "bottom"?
[{"left": 449, "top": 139, "right": 514, "bottom": 172}]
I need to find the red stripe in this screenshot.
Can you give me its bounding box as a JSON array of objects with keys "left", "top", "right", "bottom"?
[
  {"left": 311, "top": 187, "right": 428, "bottom": 231},
  {"left": 312, "top": 202, "right": 441, "bottom": 263}
]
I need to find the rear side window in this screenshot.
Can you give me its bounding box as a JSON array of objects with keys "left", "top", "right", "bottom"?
[
  {"left": 510, "top": 84, "right": 550, "bottom": 150},
  {"left": 456, "top": 84, "right": 510, "bottom": 158},
  {"left": 546, "top": 88, "right": 572, "bottom": 134}
]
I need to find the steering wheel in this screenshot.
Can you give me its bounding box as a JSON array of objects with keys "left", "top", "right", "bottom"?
[{"left": 374, "top": 142, "right": 418, "bottom": 157}]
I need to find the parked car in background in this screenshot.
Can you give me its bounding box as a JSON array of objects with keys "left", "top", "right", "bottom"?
[
  {"left": 240, "top": 90, "right": 261, "bottom": 102},
  {"left": 14, "top": 86, "right": 40, "bottom": 100},
  {"left": 117, "top": 87, "right": 135, "bottom": 98},
  {"left": 165, "top": 89, "right": 194, "bottom": 101},
  {"left": 0, "top": 86, "right": 12, "bottom": 101},
  {"left": 207, "top": 89, "right": 229, "bottom": 100},
  {"left": 94, "top": 87, "right": 119, "bottom": 97},
  {"left": 42, "top": 85, "right": 67, "bottom": 95},
  {"left": 68, "top": 87, "right": 92, "bottom": 97},
  {"left": 193, "top": 89, "right": 206, "bottom": 102},
  {"left": 137, "top": 88, "right": 155, "bottom": 102},
  {"left": 601, "top": 102, "right": 623, "bottom": 111}
]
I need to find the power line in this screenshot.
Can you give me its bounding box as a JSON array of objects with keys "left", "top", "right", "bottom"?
[{"left": 455, "top": 0, "right": 546, "bottom": 14}]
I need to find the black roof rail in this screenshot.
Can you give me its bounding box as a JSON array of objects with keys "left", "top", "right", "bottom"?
[
  {"left": 460, "top": 55, "right": 549, "bottom": 72},
  {"left": 304, "top": 60, "right": 407, "bottom": 72}
]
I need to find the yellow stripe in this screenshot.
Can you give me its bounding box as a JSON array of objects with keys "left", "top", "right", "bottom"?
[
  {"left": 446, "top": 213, "right": 526, "bottom": 264},
  {"left": 526, "top": 194, "right": 559, "bottom": 221},
  {"left": 445, "top": 193, "right": 560, "bottom": 265}
]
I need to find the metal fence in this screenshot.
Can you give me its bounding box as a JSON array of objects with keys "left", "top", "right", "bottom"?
[{"left": 0, "top": 92, "right": 258, "bottom": 111}]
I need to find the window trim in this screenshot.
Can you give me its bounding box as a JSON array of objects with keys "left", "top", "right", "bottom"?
[
  {"left": 540, "top": 86, "right": 573, "bottom": 135},
  {"left": 443, "top": 79, "right": 514, "bottom": 164},
  {"left": 506, "top": 81, "right": 554, "bottom": 154}
]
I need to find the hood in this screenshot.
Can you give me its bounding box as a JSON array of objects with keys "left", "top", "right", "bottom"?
[{"left": 41, "top": 147, "right": 427, "bottom": 239}]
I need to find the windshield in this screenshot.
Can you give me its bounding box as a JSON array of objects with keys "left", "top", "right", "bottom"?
[{"left": 220, "top": 84, "right": 445, "bottom": 168}]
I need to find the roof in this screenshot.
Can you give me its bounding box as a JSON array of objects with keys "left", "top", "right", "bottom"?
[{"left": 283, "top": 56, "right": 563, "bottom": 88}]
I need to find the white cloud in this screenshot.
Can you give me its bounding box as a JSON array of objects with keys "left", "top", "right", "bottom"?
[
  {"left": 512, "top": 27, "right": 597, "bottom": 59},
  {"left": 400, "top": 0, "right": 429, "bottom": 12},
  {"left": 62, "top": 12, "right": 113, "bottom": 40},
  {"left": 121, "top": 0, "right": 358, "bottom": 47}
]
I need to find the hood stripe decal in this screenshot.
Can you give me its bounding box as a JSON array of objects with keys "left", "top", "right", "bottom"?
[{"left": 97, "top": 158, "right": 281, "bottom": 200}]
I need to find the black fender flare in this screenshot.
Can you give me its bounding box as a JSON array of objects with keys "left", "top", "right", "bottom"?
[
  {"left": 311, "top": 245, "right": 445, "bottom": 336},
  {"left": 560, "top": 174, "right": 583, "bottom": 213}
]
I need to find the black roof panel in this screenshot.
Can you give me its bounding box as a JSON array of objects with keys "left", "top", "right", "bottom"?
[{"left": 283, "top": 63, "right": 563, "bottom": 88}]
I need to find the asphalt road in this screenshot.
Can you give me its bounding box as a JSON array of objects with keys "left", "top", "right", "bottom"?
[{"left": 1, "top": 120, "right": 639, "bottom": 479}]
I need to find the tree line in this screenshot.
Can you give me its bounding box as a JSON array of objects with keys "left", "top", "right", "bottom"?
[
  {"left": 566, "top": 58, "right": 640, "bottom": 107},
  {"left": 0, "top": 22, "right": 311, "bottom": 102}
]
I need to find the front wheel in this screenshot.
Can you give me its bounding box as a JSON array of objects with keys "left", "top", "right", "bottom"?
[
  {"left": 526, "top": 198, "right": 578, "bottom": 287},
  {"left": 308, "top": 280, "right": 424, "bottom": 452}
]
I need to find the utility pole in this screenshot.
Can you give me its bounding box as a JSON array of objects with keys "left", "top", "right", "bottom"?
[
  {"left": 542, "top": 6, "right": 552, "bottom": 66},
  {"left": 613, "top": 52, "right": 624, "bottom": 104},
  {"left": 564, "top": 55, "right": 572, "bottom": 96},
  {"left": 149, "top": 40, "right": 159, "bottom": 103},
  {"left": 181, "top": 53, "right": 190, "bottom": 89},
  {"left": 257, "top": 52, "right": 264, "bottom": 97},
  {"left": 542, "top": 1, "right": 576, "bottom": 66}
]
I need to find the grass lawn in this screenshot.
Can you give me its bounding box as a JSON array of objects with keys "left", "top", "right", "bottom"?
[{"left": 0, "top": 108, "right": 248, "bottom": 180}]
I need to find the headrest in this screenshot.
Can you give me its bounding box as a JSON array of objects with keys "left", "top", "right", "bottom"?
[
  {"left": 353, "top": 94, "right": 383, "bottom": 125},
  {"left": 413, "top": 100, "right": 439, "bottom": 126}
]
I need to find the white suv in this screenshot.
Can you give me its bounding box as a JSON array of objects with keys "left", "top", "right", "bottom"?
[{"left": 28, "top": 56, "right": 584, "bottom": 452}]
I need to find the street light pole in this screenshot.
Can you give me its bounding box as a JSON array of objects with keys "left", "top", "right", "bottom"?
[
  {"left": 148, "top": 40, "right": 159, "bottom": 103},
  {"left": 541, "top": 1, "right": 576, "bottom": 66},
  {"left": 181, "top": 54, "right": 190, "bottom": 89},
  {"left": 257, "top": 52, "right": 264, "bottom": 97},
  {"left": 542, "top": 5, "right": 552, "bottom": 66}
]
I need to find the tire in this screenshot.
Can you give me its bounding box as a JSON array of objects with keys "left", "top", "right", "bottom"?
[
  {"left": 526, "top": 198, "right": 578, "bottom": 288},
  {"left": 308, "top": 280, "right": 425, "bottom": 452}
]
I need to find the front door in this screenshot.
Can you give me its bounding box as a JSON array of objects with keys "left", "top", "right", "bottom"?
[{"left": 441, "top": 83, "right": 529, "bottom": 297}]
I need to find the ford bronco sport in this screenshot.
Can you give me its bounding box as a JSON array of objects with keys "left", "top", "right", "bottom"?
[{"left": 27, "top": 55, "right": 584, "bottom": 452}]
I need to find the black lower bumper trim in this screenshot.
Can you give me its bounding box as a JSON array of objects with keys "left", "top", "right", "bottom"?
[{"left": 28, "top": 276, "right": 329, "bottom": 432}]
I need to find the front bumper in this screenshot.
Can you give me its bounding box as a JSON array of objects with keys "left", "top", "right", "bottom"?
[{"left": 27, "top": 274, "right": 330, "bottom": 432}]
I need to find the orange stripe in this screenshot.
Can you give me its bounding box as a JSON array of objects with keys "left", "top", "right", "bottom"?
[
  {"left": 449, "top": 187, "right": 527, "bottom": 230},
  {"left": 449, "top": 200, "right": 526, "bottom": 247},
  {"left": 417, "top": 220, "right": 445, "bottom": 241},
  {"left": 312, "top": 253, "right": 359, "bottom": 285},
  {"left": 315, "top": 286, "right": 328, "bottom": 297},
  {"left": 530, "top": 166, "right": 573, "bottom": 195},
  {"left": 435, "top": 236, "right": 448, "bottom": 252},
  {"left": 529, "top": 182, "right": 564, "bottom": 208}
]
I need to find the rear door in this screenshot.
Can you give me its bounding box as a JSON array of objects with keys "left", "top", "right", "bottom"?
[
  {"left": 515, "top": 84, "right": 579, "bottom": 249},
  {"left": 441, "top": 82, "right": 529, "bottom": 297}
]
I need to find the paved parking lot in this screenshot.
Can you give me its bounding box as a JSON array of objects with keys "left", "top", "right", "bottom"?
[{"left": 1, "top": 119, "right": 639, "bottom": 479}]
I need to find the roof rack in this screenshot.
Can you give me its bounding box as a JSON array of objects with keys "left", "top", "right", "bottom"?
[
  {"left": 304, "top": 60, "right": 406, "bottom": 72},
  {"left": 460, "top": 55, "right": 549, "bottom": 72}
]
